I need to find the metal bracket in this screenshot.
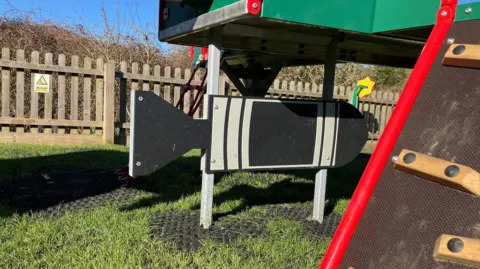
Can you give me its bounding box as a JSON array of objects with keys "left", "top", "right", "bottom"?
[{"left": 221, "top": 60, "right": 282, "bottom": 97}]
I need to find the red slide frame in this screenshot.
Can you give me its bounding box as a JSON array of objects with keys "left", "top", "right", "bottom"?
[{"left": 319, "top": 0, "right": 458, "bottom": 268}]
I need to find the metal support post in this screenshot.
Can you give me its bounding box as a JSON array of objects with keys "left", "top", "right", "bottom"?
[
  {"left": 313, "top": 38, "right": 337, "bottom": 223},
  {"left": 200, "top": 43, "right": 222, "bottom": 229}
]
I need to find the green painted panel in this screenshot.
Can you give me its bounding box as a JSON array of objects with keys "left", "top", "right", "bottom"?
[
  {"left": 455, "top": 2, "right": 480, "bottom": 22},
  {"left": 262, "top": 0, "right": 444, "bottom": 33},
  {"left": 372, "top": 0, "right": 439, "bottom": 33},
  {"left": 210, "top": 0, "right": 239, "bottom": 11},
  {"left": 261, "top": 0, "right": 376, "bottom": 33}
]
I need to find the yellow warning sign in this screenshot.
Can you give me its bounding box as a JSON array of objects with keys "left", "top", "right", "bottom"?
[
  {"left": 34, "top": 73, "right": 50, "bottom": 93},
  {"left": 37, "top": 76, "right": 48, "bottom": 85}
]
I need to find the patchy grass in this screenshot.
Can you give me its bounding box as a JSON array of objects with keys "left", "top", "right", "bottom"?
[
  {"left": 333, "top": 199, "right": 350, "bottom": 215},
  {"left": 0, "top": 206, "right": 330, "bottom": 269},
  {"left": 0, "top": 143, "right": 371, "bottom": 268}
]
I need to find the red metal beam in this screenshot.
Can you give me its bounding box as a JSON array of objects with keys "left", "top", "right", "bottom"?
[{"left": 318, "top": 0, "right": 458, "bottom": 268}]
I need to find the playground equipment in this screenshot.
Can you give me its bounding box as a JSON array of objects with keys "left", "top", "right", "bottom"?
[
  {"left": 352, "top": 77, "right": 375, "bottom": 108},
  {"left": 130, "top": 91, "right": 367, "bottom": 177},
  {"left": 130, "top": 0, "right": 480, "bottom": 267}
]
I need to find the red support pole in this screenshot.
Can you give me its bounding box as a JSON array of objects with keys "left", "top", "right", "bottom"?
[
  {"left": 201, "top": 47, "right": 208, "bottom": 60},
  {"left": 318, "top": 1, "right": 457, "bottom": 268}
]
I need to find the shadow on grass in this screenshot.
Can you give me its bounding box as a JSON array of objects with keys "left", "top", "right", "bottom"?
[
  {"left": 0, "top": 149, "right": 128, "bottom": 180},
  {"left": 0, "top": 146, "right": 369, "bottom": 220},
  {"left": 123, "top": 153, "right": 370, "bottom": 219},
  {"left": 210, "top": 153, "right": 371, "bottom": 219},
  {"left": 0, "top": 150, "right": 128, "bottom": 216},
  {"left": 0, "top": 147, "right": 203, "bottom": 217},
  {"left": 121, "top": 155, "right": 203, "bottom": 210}
]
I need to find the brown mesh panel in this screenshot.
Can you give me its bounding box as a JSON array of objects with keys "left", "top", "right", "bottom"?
[{"left": 340, "top": 20, "right": 480, "bottom": 269}]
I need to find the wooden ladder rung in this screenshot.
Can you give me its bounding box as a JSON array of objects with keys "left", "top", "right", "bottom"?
[
  {"left": 434, "top": 234, "right": 480, "bottom": 267},
  {"left": 443, "top": 44, "right": 480, "bottom": 69},
  {"left": 393, "top": 149, "right": 480, "bottom": 196}
]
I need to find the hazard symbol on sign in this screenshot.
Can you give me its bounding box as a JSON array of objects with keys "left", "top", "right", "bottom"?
[{"left": 34, "top": 73, "right": 51, "bottom": 93}]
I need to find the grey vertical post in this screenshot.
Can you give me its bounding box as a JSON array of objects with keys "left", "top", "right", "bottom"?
[
  {"left": 313, "top": 39, "right": 337, "bottom": 223},
  {"left": 200, "top": 43, "right": 222, "bottom": 229}
]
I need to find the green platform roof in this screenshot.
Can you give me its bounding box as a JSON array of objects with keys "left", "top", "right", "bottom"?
[
  {"left": 159, "top": 0, "right": 480, "bottom": 69},
  {"left": 163, "top": 0, "right": 480, "bottom": 37},
  {"left": 456, "top": 1, "right": 480, "bottom": 22},
  {"left": 260, "top": 0, "right": 440, "bottom": 34},
  {"left": 201, "top": 0, "right": 480, "bottom": 33}
]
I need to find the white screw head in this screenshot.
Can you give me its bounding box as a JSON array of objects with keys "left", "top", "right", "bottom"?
[
  {"left": 447, "top": 38, "right": 455, "bottom": 44},
  {"left": 466, "top": 7, "right": 472, "bottom": 14},
  {"left": 326, "top": 156, "right": 331, "bottom": 161},
  {"left": 211, "top": 159, "right": 216, "bottom": 164},
  {"left": 138, "top": 96, "right": 143, "bottom": 101},
  {"left": 136, "top": 161, "right": 142, "bottom": 166},
  {"left": 252, "top": 3, "right": 258, "bottom": 8},
  {"left": 214, "top": 105, "right": 219, "bottom": 110},
  {"left": 441, "top": 10, "right": 448, "bottom": 16}
]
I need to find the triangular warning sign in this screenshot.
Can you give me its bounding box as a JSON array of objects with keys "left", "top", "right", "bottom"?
[{"left": 36, "top": 76, "right": 48, "bottom": 86}]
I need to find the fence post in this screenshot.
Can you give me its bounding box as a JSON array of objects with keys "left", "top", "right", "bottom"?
[
  {"left": 219, "top": 74, "right": 226, "bottom": 96},
  {"left": 347, "top": 87, "right": 355, "bottom": 105},
  {"left": 119, "top": 61, "right": 128, "bottom": 131},
  {"left": 103, "top": 60, "right": 115, "bottom": 144}
]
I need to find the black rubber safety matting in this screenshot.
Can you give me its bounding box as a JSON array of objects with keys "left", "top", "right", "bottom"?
[
  {"left": 340, "top": 20, "right": 480, "bottom": 269},
  {"left": 150, "top": 204, "right": 342, "bottom": 252},
  {"left": 0, "top": 169, "right": 150, "bottom": 217},
  {"left": 0, "top": 170, "right": 343, "bottom": 247}
]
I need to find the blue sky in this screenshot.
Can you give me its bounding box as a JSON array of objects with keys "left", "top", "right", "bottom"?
[
  {"left": 2, "top": 0, "right": 158, "bottom": 29},
  {"left": 1, "top": 0, "right": 169, "bottom": 48},
  {"left": 458, "top": 0, "right": 480, "bottom": 4}
]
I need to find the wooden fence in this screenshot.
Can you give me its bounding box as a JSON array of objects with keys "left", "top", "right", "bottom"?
[{"left": 0, "top": 48, "right": 399, "bottom": 145}]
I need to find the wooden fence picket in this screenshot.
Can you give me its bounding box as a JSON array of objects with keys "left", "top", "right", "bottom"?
[
  {"left": 70, "top": 55, "right": 79, "bottom": 135},
  {"left": 30, "top": 51, "right": 39, "bottom": 119},
  {"left": 83, "top": 57, "right": 92, "bottom": 124},
  {"left": 142, "top": 64, "right": 150, "bottom": 91},
  {"left": 44, "top": 52, "right": 53, "bottom": 134},
  {"left": 164, "top": 66, "right": 172, "bottom": 104},
  {"left": 131, "top": 62, "right": 139, "bottom": 92},
  {"left": 0, "top": 47, "right": 402, "bottom": 145},
  {"left": 184, "top": 69, "right": 191, "bottom": 114},
  {"left": 16, "top": 50, "right": 25, "bottom": 123},
  {"left": 173, "top": 68, "right": 181, "bottom": 106},
  {"left": 95, "top": 58, "right": 104, "bottom": 126},
  {"left": 153, "top": 65, "right": 161, "bottom": 96},
  {"left": 1, "top": 48, "right": 10, "bottom": 132}
]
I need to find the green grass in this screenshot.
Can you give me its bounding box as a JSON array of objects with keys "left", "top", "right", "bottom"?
[
  {"left": 0, "top": 207, "right": 330, "bottom": 269},
  {"left": 0, "top": 143, "right": 371, "bottom": 268}
]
